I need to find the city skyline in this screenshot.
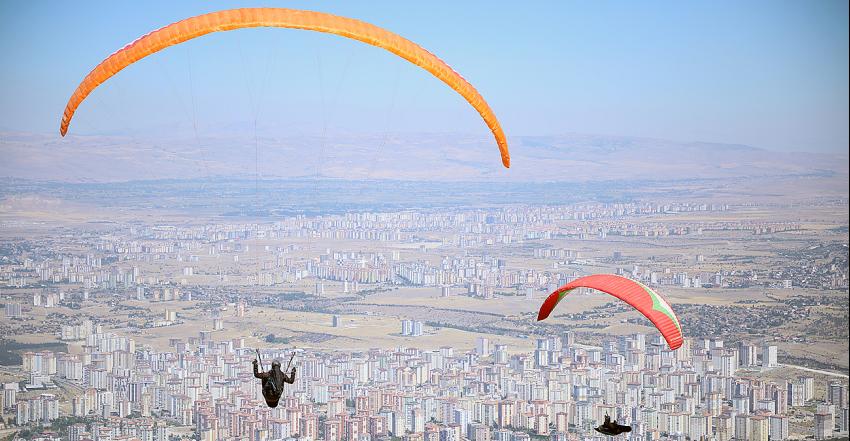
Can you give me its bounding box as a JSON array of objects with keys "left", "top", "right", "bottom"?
[{"left": 2, "top": 196, "right": 848, "bottom": 440}]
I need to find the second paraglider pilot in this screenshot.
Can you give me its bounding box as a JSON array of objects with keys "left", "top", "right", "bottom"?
[
  {"left": 253, "top": 357, "right": 296, "bottom": 408},
  {"left": 594, "top": 414, "right": 632, "bottom": 436}
]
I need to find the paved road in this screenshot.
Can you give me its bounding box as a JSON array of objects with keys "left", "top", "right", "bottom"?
[
  {"left": 778, "top": 363, "right": 849, "bottom": 378},
  {"left": 53, "top": 377, "right": 84, "bottom": 393}
]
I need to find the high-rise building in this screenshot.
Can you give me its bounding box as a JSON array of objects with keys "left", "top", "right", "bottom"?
[
  {"left": 4, "top": 303, "right": 22, "bottom": 318},
  {"left": 560, "top": 331, "right": 575, "bottom": 350},
  {"left": 439, "top": 425, "right": 460, "bottom": 441},
  {"left": 497, "top": 401, "right": 515, "bottom": 428},
  {"left": 749, "top": 416, "right": 769, "bottom": 441},
  {"left": 324, "top": 418, "right": 343, "bottom": 441},
  {"left": 688, "top": 413, "right": 710, "bottom": 441},
  {"left": 762, "top": 345, "right": 778, "bottom": 368},
  {"left": 410, "top": 408, "right": 425, "bottom": 434},
  {"left": 475, "top": 337, "right": 490, "bottom": 357},
  {"left": 738, "top": 342, "right": 758, "bottom": 367},
  {"left": 494, "top": 345, "right": 508, "bottom": 364},
  {"left": 734, "top": 414, "right": 750, "bottom": 441},
  {"left": 788, "top": 381, "right": 806, "bottom": 406},
  {"left": 774, "top": 387, "right": 789, "bottom": 415},
  {"left": 828, "top": 382, "right": 847, "bottom": 409},
  {"left": 68, "top": 423, "right": 87, "bottom": 441},
  {"left": 769, "top": 415, "right": 789, "bottom": 441},
  {"left": 716, "top": 415, "right": 733, "bottom": 441},
  {"left": 534, "top": 348, "right": 549, "bottom": 369},
  {"left": 401, "top": 320, "right": 424, "bottom": 337},
  {"left": 815, "top": 412, "right": 834, "bottom": 440},
  {"left": 801, "top": 377, "right": 816, "bottom": 402}
]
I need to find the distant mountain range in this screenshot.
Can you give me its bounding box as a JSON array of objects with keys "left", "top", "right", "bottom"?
[{"left": 1, "top": 130, "right": 846, "bottom": 183}]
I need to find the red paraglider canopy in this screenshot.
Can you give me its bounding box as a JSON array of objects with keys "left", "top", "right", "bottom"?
[{"left": 537, "top": 274, "right": 683, "bottom": 350}]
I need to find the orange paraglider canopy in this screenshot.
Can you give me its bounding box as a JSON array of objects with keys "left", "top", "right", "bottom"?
[{"left": 59, "top": 8, "right": 510, "bottom": 168}]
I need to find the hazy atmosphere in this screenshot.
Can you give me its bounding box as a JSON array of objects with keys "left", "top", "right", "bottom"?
[
  {"left": 1, "top": 0, "right": 848, "bottom": 154},
  {"left": 0, "top": 2, "right": 847, "bottom": 441}
]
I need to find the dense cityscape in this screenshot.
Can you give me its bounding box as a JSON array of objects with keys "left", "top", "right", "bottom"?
[
  {"left": 2, "top": 329, "right": 849, "bottom": 441},
  {"left": 1, "top": 195, "right": 847, "bottom": 441}
]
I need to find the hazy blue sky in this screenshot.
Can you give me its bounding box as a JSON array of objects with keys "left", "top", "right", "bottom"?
[{"left": 1, "top": 0, "right": 847, "bottom": 153}]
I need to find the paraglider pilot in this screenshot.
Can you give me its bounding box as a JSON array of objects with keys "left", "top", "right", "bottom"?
[
  {"left": 253, "top": 358, "right": 296, "bottom": 408},
  {"left": 594, "top": 414, "right": 632, "bottom": 436}
]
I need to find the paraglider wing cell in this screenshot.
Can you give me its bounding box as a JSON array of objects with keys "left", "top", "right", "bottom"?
[
  {"left": 536, "top": 274, "right": 683, "bottom": 350},
  {"left": 59, "top": 8, "right": 509, "bottom": 168}
]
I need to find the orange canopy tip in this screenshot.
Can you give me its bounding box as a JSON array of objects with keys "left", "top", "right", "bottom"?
[{"left": 58, "top": 7, "right": 510, "bottom": 167}]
